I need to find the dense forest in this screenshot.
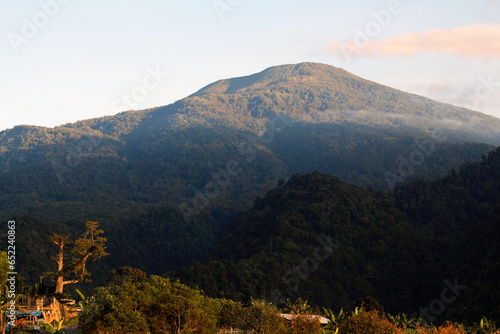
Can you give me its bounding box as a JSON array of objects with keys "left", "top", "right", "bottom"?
[
  {"left": 169, "top": 147, "right": 500, "bottom": 325},
  {"left": 1, "top": 125, "right": 494, "bottom": 290},
  {"left": 1, "top": 63, "right": 499, "bottom": 332}
]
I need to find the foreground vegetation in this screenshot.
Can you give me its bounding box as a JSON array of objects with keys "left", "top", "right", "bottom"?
[
  {"left": 1, "top": 266, "right": 498, "bottom": 333},
  {"left": 77, "top": 268, "right": 499, "bottom": 334}
]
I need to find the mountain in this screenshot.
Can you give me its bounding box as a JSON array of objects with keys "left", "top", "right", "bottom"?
[
  {"left": 188, "top": 62, "right": 500, "bottom": 144},
  {"left": 1, "top": 62, "right": 499, "bottom": 288},
  {"left": 168, "top": 147, "right": 500, "bottom": 324}
]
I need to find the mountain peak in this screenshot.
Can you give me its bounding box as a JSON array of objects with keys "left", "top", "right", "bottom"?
[
  {"left": 190, "top": 62, "right": 360, "bottom": 96},
  {"left": 180, "top": 62, "right": 500, "bottom": 144}
]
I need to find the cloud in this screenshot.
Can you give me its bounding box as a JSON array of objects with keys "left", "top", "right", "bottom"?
[{"left": 329, "top": 24, "right": 500, "bottom": 58}]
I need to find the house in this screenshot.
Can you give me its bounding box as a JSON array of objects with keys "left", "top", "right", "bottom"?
[{"left": 12, "top": 311, "right": 43, "bottom": 332}]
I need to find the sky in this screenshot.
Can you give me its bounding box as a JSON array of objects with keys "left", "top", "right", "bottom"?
[{"left": 1, "top": 0, "right": 499, "bottom": 132}]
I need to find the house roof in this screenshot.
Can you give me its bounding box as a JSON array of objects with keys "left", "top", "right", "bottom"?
[{"left": 280, "top": 313, "right": 330, "bottom": 325}]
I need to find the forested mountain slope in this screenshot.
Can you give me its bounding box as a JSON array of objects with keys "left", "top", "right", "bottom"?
[{"left": 1, "top": 63, "right": 499, "bottom": 289}]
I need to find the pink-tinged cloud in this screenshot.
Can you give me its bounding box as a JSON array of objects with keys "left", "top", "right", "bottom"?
[{"left": 329, "top": 24, "right": 500, "bottom": 58}]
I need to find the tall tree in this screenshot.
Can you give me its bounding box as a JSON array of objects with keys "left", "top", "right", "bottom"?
[{"left": 50, "top": 222, "right": 108, "bottom": 294}]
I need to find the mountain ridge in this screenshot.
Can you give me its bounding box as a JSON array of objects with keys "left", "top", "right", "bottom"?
[{"left": 3, "top": 62, "right": 500, "bottom": 143}]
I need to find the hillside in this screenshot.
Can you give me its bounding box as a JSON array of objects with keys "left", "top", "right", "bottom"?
[
  {"left": 168, "top": 147, "right": 500, "bottom": 324},
  {"left": 1, "top": 62, "right": 499, "bottom": 288}
]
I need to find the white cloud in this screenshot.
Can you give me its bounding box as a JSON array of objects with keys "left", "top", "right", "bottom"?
[{"left": 329, "top": 24, "right": 500, "bottom": 58}]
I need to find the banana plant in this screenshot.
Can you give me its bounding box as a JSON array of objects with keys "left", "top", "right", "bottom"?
[
  {"left": 76, "top": 288, "right": 86, "bottom": 310},
  {"left": 388, "top": 313, "right": 419, "bottom": 330},
  {"left": 285, "top": 297, "right": 311, "bottom": 314},
  {"left": 41, "top": 317, "right": 65, "bottom": 334},
  {"left": 322, "top": 307, "right": 346, "bottom": 333},
  {"left": 469, "top": 317, "right": 498, "bottom": 333}
]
